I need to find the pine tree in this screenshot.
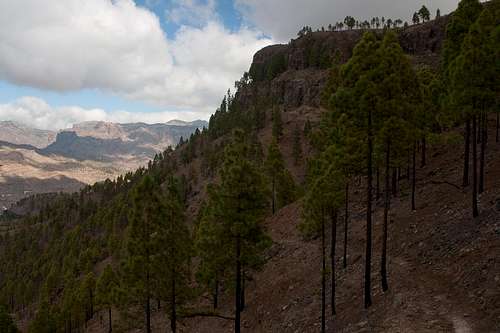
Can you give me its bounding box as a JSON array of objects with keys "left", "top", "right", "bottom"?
[
  {"left": 373, "top": 31, "right": 420, "bottom": 291},
  {"left": 301, "top": 157, "right": 345, "bottom": 330},
  {"left": 442, "top": 0, "right": 484, "bottom": 188},
  {"left": 442, "top": 0, "right": 483, "bottom": 79},
  {"left": 450, "top": 11, "right": 497, "bottom": 217},
  {"left": 123, "top": 175, "right": 161, "bottom": 333},
  {"left": 214, "top": 130, "right": 271, "bottom": 333},
  {"left": 195, "top": 187, "right": 232, "bottom": 311},
  {"left": 412, "top": 12, "right": 420, "bottom": 25},
  {"left": 337, "top": 32, "right": 381, "bottom": 309},
  {"left": 418, "top": 5, "right": 431, "bottom": 22},
  {"left": 28, "top": 298, "right": 57, "bottom": 333},
  {"left": 80, "top": 272, "right": 96, "bottom": 323},
  {"left": 265, "top": 140, "right": 298, "bottom": 214},
  {"left": 154, "top": 177, "right": 192, "bottom": 333},
  {"left": 96, "top": 265, "right": 119, "bottom": 333}
]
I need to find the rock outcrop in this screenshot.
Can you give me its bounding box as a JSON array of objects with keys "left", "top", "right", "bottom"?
[{"left": 236, "top": 16, "right": 450, "bottom": 112}]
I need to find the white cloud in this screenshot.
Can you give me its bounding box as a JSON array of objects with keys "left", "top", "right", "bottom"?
[
  {"left": 236, "top": 0, "right": 460, "bottom": 41},
  {"left": 0, "top": 0, "right": 272, "bottom": 115},
  {"left": 0, "top": 96, "right": 206, "bottom": 130}
]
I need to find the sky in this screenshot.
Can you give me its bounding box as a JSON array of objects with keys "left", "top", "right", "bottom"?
[{"left": 0, "top": 0, "right": 460, "bottom": 130}]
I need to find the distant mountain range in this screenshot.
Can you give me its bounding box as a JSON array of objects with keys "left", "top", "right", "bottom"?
[
  {"left": 0, "top": 121, "right": 56, "bottom": 148},
  {"left": 0, "top": 119, "right": 207, "bottom": 208},
  {"left": 0, "top": 119, "right": 206, "bottom": 150}
]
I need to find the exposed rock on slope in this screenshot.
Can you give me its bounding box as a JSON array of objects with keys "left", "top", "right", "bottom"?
[{"left": 237, "top": 15, "right": 449, "bottom": 113}]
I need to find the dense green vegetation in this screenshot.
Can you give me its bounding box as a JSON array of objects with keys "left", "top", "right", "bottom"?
[{"left": 0, "top": 1, "right": 497, "bottom": 332}]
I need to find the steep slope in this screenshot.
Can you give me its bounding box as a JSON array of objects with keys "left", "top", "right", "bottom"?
[
  {"left": 183, "top": 119, "right": 500, "bottom": 332},
  {"left": 77, "top": 15, "right": 500, "bottom": 333}
]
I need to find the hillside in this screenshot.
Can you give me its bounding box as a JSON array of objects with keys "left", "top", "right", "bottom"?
[
  {"left": 181, "top": 120, "right": 500, "bottom": 332},
  {"left": 1, "top": 3, "right": 499, "bottom": 333}
]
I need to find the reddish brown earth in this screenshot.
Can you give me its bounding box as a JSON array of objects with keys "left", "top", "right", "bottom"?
[
  {"left": 178, "top": 119, "right": 500, "bottom": 333},
  {"left": 80, "top": 116, "right": 500, "bottom": 333}
]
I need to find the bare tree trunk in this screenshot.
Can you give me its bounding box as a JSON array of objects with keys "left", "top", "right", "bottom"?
[
  {"left": 343, "top": 183, "right": 349, "bottom": 269},
  {"left": 376, "top": 167, "right": 380, "bottom": 200},
  {"left": 272, "top": 178, "right": 276, "bottom": 214},
  {"left": 171, "top": 266, "right": 177, "bottom": 333},
  {"left": 321, "top": 213, "right": 326, "bottom": 333},
  {"left": 213, "top": 276, "right": 219, "bottom": 310},
  {"left": 108, "top": 307, "right": 112, "bottom": 333},
  {"left": 235, "top": 235, "right": 241, "bottom": 333},
  {"left": 240, "top": 272, "right": 245, "bottom": 311},
  {"left": 478, "top": 114, "right": 482, "bottom": 144},
  {"left": 381, "top": 139, "right": 390, "bottom": 292},
  {"left": 479, "top": 111, "right": 486, "bottom": 194},
  {"left": 463, "top": 119, "right": 471, "bottom": 187},
  {"left": 421, "top": 136, "right": 426, "bottom": 168},
  {"left": 330, "top": 209, "right": 337, "bottom": 316},
  {"left": 406, "top": 150, "right": 410, "bottom": 181},
  {"left": 472, "top": 115, "right": 479, "bottom": 218},
  {"left": 496, "top": 112, "right": 499, "bottom": 143},
  {"left": 146, "top": 295, "right": 151, "bottom": 333},
  {"left": 412, "top": 142, "right": 416, "bottom": 211},
  {"left": 364, "top": 109, "right": 373, "bottom": 309},
  {"left": 391, "top": 168, "right": 397, "bottom": 197}
]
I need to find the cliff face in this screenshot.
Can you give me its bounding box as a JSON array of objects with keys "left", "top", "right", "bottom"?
[{"left": 236, "top": 16, "right": 449, "bottom": 112}]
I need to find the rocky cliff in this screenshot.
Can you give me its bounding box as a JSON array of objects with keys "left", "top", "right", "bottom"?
[{"left": 236, "top": 15, "right": 449, "bottom": 113}]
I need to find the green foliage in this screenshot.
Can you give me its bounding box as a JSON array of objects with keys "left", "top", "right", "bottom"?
[
  {"left": 305, "top": 39, "right": 332, "bottom": 69},
  {"left": 344, "top": 16, "right": 356, "bottom": 30},
  {"left": 449, "top": 7, "right": 498, "bottom": 119},
  {"left": 265, "top": 140, "right": 299, "bottom": 212},
  {"left": 122, "top": 174, "right": 192, "bottom": 328},
  {"left": 0, "top": 306, "right": 18, "bottom": 333},
  {"left": 208, "top": 90, "right": 259, "bottom": 140},
  {"left": 442, "top": 0, "right": 483, "bottom": 78},
  {"left": 28, "top": 298, "right": 57, "bottom": 333},
  {"left": 321, "top": 51, "right": 343, "bottom": 108},
  {"left": 418, "top": 5, "right": 431, "bottom": 22},
  {"left": 249, "top": 52, "right": 288, "bottom": 82},
  {"left": 194, "top": 185, "right": 233, "bottom": 297},
  {"left": 96, "top": 265, "right": 119, "bottom": 310},
  {"left": 301, "top": 159, "right": 345, "bottom": 238},
  {"left": 218, "top": 130, "right": 271, "bottom": 254},
  {"left": 154, "top": 177, "right": 193, "bottom": 320},
  {"left": 196, "top": 130, "right": 271, "bottom": 292}
]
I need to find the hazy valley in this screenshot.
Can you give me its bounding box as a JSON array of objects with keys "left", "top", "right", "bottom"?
[{"left": 0, "top": 120, "right": 206, "bottom": 208}]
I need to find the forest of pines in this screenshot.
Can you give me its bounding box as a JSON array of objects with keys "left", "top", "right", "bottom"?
[{"left": 0, "top": 0, "right": 498, "bottom": 332}]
